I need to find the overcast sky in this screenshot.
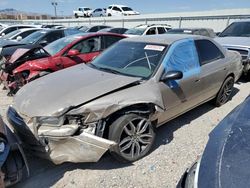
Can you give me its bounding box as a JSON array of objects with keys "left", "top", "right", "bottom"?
[{"left": 0, "top": 0, "right": 249, "bottom": 15}]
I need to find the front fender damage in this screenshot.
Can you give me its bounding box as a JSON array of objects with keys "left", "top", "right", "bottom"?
[{"left": 45, "top": 132, "right": 116, "bottom": 164}]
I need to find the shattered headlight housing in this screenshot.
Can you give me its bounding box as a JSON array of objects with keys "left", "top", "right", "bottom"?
[{"left": 36, "top": 116, "right": 65, "bottom": 126}]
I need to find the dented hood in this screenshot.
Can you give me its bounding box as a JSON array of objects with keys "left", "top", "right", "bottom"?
[
  {"left": 8, "top": 48, "right": 31, "bottom": 63},
  {"left": 14, "top": 64, "right": 141, "bottom": 117}
]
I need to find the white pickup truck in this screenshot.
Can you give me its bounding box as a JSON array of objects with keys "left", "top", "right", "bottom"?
[{"left": 73, "top": 7, "right": 92, "bottom": 18}]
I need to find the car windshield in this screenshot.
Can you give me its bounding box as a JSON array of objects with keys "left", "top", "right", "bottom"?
[
  {"left": 79, "top": 26, "right": 89, "bottom": 32},
  {"left": 125, "top": 27, "right": 146, "bottom": 35},
  {"left": 219, "top": 22, "right": 250, "bottom": 37},
  {"left": 44, "top": 36, "right": 78, "bottom": 56},
  {"left": 1, "top": 30, "right": 20, "bottom": 39},
  {"left": 122, "top": 7, "right": 133, "bottom": 11},
  {"left": 90, "top": 41, "right": 167, "bottom": 78},
  {"left": 84, "top": 8, "right": 91, "bottom": 11},
  {"left": 21, "top": 30, "right": 47, "bottom": 44}
]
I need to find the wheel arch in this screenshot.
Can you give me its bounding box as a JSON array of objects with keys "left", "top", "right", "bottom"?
[{"left": 102, "top": 103, "right": 158, "bottom": 139}]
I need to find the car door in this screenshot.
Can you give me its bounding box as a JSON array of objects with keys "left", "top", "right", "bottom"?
[
  {"left": 195, "top": 39, "right": 228, "bottom": 100},
  {"left": 156, "top": 39, "right": 203, "bottom": 124},
  {"left": 60, "top": 36, "right": 102, "bottom": 68}
]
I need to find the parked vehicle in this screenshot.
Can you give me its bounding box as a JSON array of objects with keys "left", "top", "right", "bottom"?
[
  {"left": 215, "top": 20, "right": 250, "bottom": 78},
  {"left": 0, "top": 28, "right": 42, "bottom": 42},
  {"left": 167, "top": 28, "right": 216, "bottom": 38},
  {"left": 0, "top": 116, "right": 29, "bottom": 187},
  {"left": 124, "top": 24, "right": 171, "bottom": 37},
  {"left": 98, "top": 27, "right": 128, "bottom": 34},
  {"left": 79, "top": 25, "right": 112, "bottom": 32},
  {"left": 73, "top": 7, "right": 92, "bottom": 18},
  {"left": 178, "top": 95, "right": 250, "bottom": 188},
  {"left": 89, "top": 8, "right": 106, "bottom": 17},
  {"left": 7, "top": 34, "right": 242, "bottom": 164},
  {"left": 0, "top": 25, "right": 38, "bottom": 37},
  {"left": 41, "top": 24, "right": 64, "bottom": 29},
  {"left": 106, "top": 5, "right": 139, "bottom": 16},
  {"left": 0, "top": 45, "right": 50, "bottom": 94},
  {"left": 0, "top": 29, "right": 83, "bottom": 58},
  {"left": 7, "top": 32, "right": 126, "bottom": 94},
  {"left": 0, "top": 23, "right": 8, "bottom": 29}
]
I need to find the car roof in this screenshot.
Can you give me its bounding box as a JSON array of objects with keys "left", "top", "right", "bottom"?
[
  {"left": 17, "top": 28, "right": 42, "bottom": 32},
  {"left": 109, "top": 4, "right": 129, "bottom": 7},
  {"left": 5, "top": 24, "right": 37, "bottom": 28},
  {"left": 122, "top": 34, "right": 206, "bottom": 45},
  {"left": 135, "top": 24, "right": 171, "bottom": 28}
]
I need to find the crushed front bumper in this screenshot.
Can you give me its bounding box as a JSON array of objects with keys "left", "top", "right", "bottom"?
[{"left": 7, "top": 106, "right": 116, "bottom": 165}]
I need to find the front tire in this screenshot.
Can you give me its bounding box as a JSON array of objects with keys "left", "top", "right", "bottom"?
[
  {"left": 74, "top": 14, "right": 78, "bottom": 18},
  {"left": 109, "top": 114, "right": 155, "bottom": 162},
  {"left": 214, "top": 76, "right": 234, "bottom": 107}
]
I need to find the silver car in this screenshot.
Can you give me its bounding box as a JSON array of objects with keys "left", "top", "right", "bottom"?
[{"left": 6, "top": 34, "right": 242, "bottom": 164}]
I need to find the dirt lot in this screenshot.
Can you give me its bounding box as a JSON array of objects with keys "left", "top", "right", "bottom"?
[{"left": 0, "top": 79, "right": 249, "bottom": 188}]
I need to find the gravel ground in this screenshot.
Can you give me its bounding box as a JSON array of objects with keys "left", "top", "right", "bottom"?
[{"left": 0, "top": 79, "right": 249, "bottom": 188}]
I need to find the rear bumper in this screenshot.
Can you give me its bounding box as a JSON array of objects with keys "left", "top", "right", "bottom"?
[{"left": 7, "top": 106, "right": 116, "bottom": 165}]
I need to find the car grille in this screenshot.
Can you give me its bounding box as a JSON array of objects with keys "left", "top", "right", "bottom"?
[{"left": 227, "top": 48, "right": 249, "bottom": 61}]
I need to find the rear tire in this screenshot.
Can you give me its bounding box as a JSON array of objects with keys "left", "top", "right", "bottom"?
[
  {"left": 214, "top": 76, "right": 234, "bottom": 107},
  {"left": 109, "top": 114, "right": 155, "bottom": 162}
]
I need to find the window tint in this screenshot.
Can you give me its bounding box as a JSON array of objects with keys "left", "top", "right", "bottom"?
[
  {"left": 42, "top": 31, "right": 64, "bottom": 44},
  {"left": 88, "top": 26, "right": 99, "bottom": 32},
  {"left": 113, "top": 7, "right": 121, "bottom": 12},
  {"left": 108, "top": 6, "right": 112, "bottom": 9},
  {"left": 2, "top": 27, "right": 17, "bottom": 35},
  {"left": 71, "top": 36, "right": 101, "bottom": 53},
  {"left": 102, "top": 35, "right": 124, "bottom": 49},
  {"left": 18, "top": 26, "right": 31, "bottom": 29},
  {"left": 195, "top": 40, "right": 224, "bottom": 65},
  {"left": 146, "top": 27, "right": 156, "bottom": 35},
  {"left": 18, "top": 30, "right": 36, "bottom": 39},
  {"left": 158, "top": 27, "right": 166, "bottom": 34}
]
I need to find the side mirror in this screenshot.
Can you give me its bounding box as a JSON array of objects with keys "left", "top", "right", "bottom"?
[
  {"left": 67, "top": 49, "right": 80, "bottom": 56},
  {"left": 160, "top": 71, "right": 183, "bottom": 82},
  {"left": 39, "top": 40, "right": 48, "bottom": 46},
  {"left": 16, "top": 36, "right": 22, "bottom": 41}
]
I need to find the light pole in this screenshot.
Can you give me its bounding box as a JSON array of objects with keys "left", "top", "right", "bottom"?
[{"left": 51, "top": 1, "right": 58, "bottom": 18}]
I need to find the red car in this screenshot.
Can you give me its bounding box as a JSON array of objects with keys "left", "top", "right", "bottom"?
[{"left": 10, "top": 32, "right": 126, "bottom": 93}]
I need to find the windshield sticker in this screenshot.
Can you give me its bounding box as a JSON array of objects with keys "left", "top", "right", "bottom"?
[{"left": 144, "top": 45, "right": 165, "bottom": 51}]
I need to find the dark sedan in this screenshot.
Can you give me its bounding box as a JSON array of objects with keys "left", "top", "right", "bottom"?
[{"left": 178, "top": 95, "right": 250, "bottom": 188}]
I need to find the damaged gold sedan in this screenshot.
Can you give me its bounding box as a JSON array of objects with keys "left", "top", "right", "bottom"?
[{"left": 6, "top": 34, "right": 242, "bottom": 164}]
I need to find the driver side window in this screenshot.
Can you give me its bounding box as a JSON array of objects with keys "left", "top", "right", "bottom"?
[
  {"left": 164, "top": 39, "right": 200, "bottom": 78},
  {"left": 71, "top": 37, "right": 101, "bottom": 53}
]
